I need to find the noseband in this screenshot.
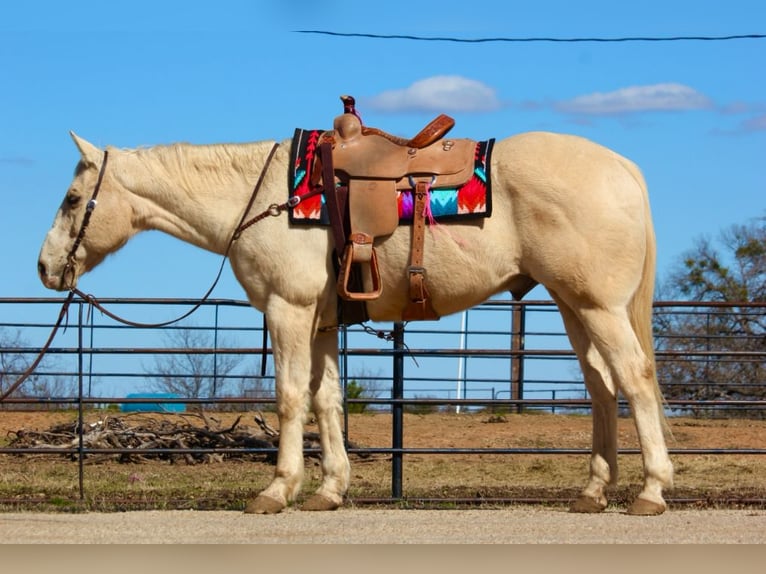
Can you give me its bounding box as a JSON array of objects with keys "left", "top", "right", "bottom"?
[{"left": 60, "top": 150, "right": 110, "bottom": 290}]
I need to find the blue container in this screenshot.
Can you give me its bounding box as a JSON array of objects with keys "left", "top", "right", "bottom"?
[{"left": 120, "top": 393, "right": 186, "bottom": 413}]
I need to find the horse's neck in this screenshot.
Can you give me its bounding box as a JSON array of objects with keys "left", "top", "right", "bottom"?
[{"left": 113, "top": 141, "right": 282, "bottom": 254}]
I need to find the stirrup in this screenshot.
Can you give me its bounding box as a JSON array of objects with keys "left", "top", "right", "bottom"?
[{"left": 337, "top": 235, "right": 382, "bottom": 301}]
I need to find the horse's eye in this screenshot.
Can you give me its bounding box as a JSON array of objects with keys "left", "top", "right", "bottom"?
[{"left": 66, "top": 194, "right": 81, "bottom": 207}]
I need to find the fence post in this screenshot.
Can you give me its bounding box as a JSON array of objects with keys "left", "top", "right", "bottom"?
[
  {"left": 510, "top": 303, "right": 526, "bottom": 413},
  {"left": 77, "top": 302, "right": 85, "bottom": 500},
  {"left": 391, "top": 322, "right": 405, "bottom": 499},
  {"left": 212, "top": 303, "right": 219, "bottom": 398}
]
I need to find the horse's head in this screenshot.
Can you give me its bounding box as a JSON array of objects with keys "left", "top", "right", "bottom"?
[{"left": 38, "top": 133, "right": 134, "bottom": 291}]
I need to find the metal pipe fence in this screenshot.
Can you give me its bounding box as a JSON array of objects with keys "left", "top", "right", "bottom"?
[{"left": 1, "top": 296, "right": 764, "bottom": 504}]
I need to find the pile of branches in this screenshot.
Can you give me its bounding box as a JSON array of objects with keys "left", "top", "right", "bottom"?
[{"left": 5, "top": 411, "right": 358, "bottom": 465}]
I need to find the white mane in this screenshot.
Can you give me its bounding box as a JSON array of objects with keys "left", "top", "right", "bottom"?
[{"left": 115, "top": 140, "right": 282, "bottom": 195}]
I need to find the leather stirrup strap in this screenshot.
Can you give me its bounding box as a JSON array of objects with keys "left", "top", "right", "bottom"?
[
  {"left": 320, "top": 142, "right": 347, "bottom": 259},
  {"left": 402, "top": 181, "right": 439, "bottom": 321},
  {"left": 319, "top": 143, "right": 369, "bottom": 324}
]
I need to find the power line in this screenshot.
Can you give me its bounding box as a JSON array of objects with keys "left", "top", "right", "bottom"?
[{"left": 295, "top": 30, "right": 766, "bottom": 43}]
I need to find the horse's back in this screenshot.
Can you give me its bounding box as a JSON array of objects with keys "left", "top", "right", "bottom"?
[{"left": 493, "top": 131, "right": 646, "bottom": 205}]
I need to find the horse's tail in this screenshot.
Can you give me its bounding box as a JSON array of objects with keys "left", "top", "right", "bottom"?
[{"left": 623, "top": 160, "right": 669, "bottom": 431}]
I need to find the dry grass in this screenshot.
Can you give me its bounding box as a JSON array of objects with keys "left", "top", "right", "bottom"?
[{"left": 1, "top": 410, "right": 764, "bottom": 512}]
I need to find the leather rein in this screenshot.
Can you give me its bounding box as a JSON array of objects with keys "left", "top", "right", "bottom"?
[
  {"left": 70, "top": 142, "right": 286, "bottom": 328},
  {"left": 2, "top": 141, "right": 317, "bottom": 402}
]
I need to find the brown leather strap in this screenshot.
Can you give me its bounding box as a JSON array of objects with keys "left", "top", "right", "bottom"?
[
  {"left": 318, "top": 143, "right": 369, "bottom": 324},
  {"left": 402, "top": 182, "right": 439, "bottom": 321},
  {"left": 319, "top": 142, "right": 347, "bottom": 258}
]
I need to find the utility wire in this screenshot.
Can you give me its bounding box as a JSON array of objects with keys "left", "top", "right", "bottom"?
[{"left": 295, "top": 30, "right": 766, "bottom": 43}]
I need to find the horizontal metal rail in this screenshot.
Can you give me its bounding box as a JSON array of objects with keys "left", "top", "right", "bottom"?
[{"left": 1, "top": 296, "right": 764, "bottom": 507}]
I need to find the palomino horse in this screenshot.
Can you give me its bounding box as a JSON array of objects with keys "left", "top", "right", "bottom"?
[{"left": 38, "top": 130, "right": 673, "bottom": 515}]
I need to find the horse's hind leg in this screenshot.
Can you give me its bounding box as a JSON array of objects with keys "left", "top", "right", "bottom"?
[
  {"left": 302, "top": 328, "right": 350, "bottom": 511},
  {"left": 245, "top": 299, "right": 315, "bottom": 514},
  {"left": 577, "top": 306, "right": 673, "bottom": 515},
  {"left": 552, "top": 293, "right": 618, "bottom": 513}
]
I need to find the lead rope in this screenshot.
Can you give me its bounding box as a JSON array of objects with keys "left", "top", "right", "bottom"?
[{"left": 0, "top": 290, "right": 77, "bottom": 402}]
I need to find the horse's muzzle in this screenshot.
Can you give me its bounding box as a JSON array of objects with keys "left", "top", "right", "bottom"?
[{"left": 38, "top": 261, "right": 73, "bottom": 291}]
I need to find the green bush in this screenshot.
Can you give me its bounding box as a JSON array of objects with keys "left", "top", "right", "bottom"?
[{"left": 345, "top": 380, "right": 368, "bottom": 414}]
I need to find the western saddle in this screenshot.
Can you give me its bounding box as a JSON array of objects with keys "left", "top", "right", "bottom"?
[{"left": 314, "top": 96, "right": 478, "bottom": 322}]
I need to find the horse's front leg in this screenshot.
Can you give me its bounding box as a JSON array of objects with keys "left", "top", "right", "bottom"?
[
  {"left": 245, "top": 299, "right": 316, "bottom": 514},
  {"left": 302, "top": 328, "right": 350, "bottom": 510}
]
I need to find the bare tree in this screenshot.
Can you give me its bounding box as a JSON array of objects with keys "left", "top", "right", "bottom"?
[
  {"left": 145, "top": 326, "right": 250, "bottom": 399},
  {"left": 654, "top": 215, "right": 766, "bottom": 417},
  {"left": 0, "top": 328, "right": 75, "bottom": 402}
]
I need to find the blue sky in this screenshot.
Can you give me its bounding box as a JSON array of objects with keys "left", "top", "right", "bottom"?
[{"left": 2, "top": 0, "right": 764, "bottom": 304}]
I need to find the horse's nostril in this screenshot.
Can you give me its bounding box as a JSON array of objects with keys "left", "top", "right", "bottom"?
[{"left": 38, "top": 261, "right": 47, "bottom": 278}]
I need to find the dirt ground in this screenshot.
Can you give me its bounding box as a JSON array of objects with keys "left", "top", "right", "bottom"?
[
  {"left": 1, "top": 409, "right": 765, "bottom": 511},
  {"left": 2, "top": 507, "right": 766, "bottom": 544},
  {"left": 3, "top": 408, "right": 765, "bottom": 451}
]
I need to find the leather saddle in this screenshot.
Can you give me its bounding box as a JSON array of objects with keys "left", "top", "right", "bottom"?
[{"left": 314, "top": 98, "right": 478, "bottom": 321}]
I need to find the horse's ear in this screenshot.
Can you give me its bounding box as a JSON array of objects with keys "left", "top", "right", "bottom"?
[{"left": 70, "top": 131, "right": 102, "bottom": 166}]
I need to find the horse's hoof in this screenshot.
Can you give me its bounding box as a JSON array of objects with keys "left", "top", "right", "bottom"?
[
  {"left": 626, "top": 497, "right": 666, "bottom": 516},
  {"left": 569, "top": 495, "right": 607, "bottom": 513},
  {"left": 244, "top": 495, "right": 286, "bottom": 514},
  {"left": 302, "top": 493, "right": 341, "bottom": 511}
]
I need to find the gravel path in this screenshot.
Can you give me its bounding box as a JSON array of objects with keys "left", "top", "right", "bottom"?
[{"left": 1, "top": 508, "right": 764, "bottom": 543}]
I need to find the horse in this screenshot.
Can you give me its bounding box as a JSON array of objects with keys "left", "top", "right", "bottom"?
[{"left": 37, "top": 128, "right": 674, "bottom": 515}]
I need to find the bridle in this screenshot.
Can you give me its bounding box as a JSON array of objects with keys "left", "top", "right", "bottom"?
[
  {"left": 60, "top": 150, "right": 110, "bottom": 291},
  {"left": 2, "top": 141, "right": 318, "bottom": 402}
]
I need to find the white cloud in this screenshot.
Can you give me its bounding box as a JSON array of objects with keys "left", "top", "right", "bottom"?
[
  {"left": 742, "top": 113, "right": 766, "bottom": 132},
  {"left": 556, "top": 83, "right": 713, "bottom": 115},
  {"left": 364, "top": 76, "right": 502, "bottom": 113}
]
